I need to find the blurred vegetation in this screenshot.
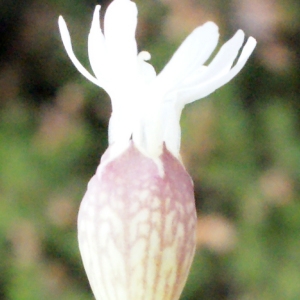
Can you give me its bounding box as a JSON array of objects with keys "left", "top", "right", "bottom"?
[{"left": 0, "top": 0, "right": 300, "bottom": 299}]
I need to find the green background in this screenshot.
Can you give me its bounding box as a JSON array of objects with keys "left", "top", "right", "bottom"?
[{"left": 1, "top": 0, "right": 300, "bottom": 299}]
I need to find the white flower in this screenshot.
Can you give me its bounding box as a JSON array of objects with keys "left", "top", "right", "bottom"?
[
  {"left": 58, "top": 2, "right": 256, "bottom": 300},
  {"left": 58, "top": 0, "right": 256, "bottom": 159}
]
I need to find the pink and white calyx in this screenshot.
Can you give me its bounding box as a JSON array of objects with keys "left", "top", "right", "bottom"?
[{"left": 58, "top": 0, "right": 256, "bottom": 299}]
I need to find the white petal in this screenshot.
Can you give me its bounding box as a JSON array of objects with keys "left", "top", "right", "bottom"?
[
  {"left": 199, "top": 30, "right": 245, "bottom": 79},
  {"left": 177, "top": 37, "right": 257, "bottom": 104},
  {"left": 155, "top": 22, "right": 219, "bottom": 93},
  {"left": 162, "top": 98, "right": 183, "bottom": 156},
  {"left": 108, "top": 110, "right": 134, "bottom": 145},
  {"left": 88, "top": 5, "right": 107, "bottom": 85},
  {"left": 58, "top": 16, "right": 101, "bottom": 86},
  {"left": 104, "top": 0, "right": 138, "bottom": 80},
  {"left": 180, "top": 30, "right": 245, "bottom": 90},
  {"left": 104, "top": 0, "right": 138, "bottom": 42},
  {"left": 132, "top": 94, "right": 164, "bottom": 158}
]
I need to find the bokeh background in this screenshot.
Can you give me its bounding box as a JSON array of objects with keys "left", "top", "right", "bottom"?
[{"left": 1, "top": 0, "right": 300, "bottom": 299}]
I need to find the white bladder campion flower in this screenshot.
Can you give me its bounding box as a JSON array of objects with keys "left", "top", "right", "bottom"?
[{"left": 58, "top": 0, "right": 256, "bottom": 299}]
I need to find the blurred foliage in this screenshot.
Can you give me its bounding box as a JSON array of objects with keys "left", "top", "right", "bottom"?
[{"left": 0, "top": 0, "right": 300, "bottom": 299}]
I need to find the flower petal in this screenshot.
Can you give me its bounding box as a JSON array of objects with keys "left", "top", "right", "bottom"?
[
  {"left": 88, "top": 5, "right": 107, "bottom": 85},
  {"left": 155, "top": 22, "right": 219, "bottom": 93},
  {"left": 176, "top": 36, "right": 257, "bottom": 104},
  {"left": 162, "top": 99, "right": 183, "bottom": 157},
  {"left": 58, "top": 16, "right": 101, "bottom": 86},
  {"left": 104, "top": 0, "right": 138, "bottom": 81},
  {"left": 179, "top": 29, "right": 245, "bottom": 90},
  {"left": 203, "top": 30, "right": 245, "bottom": 77},
  {"left": 108, "top": 110, "right": 134, "bottom": 146}
]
